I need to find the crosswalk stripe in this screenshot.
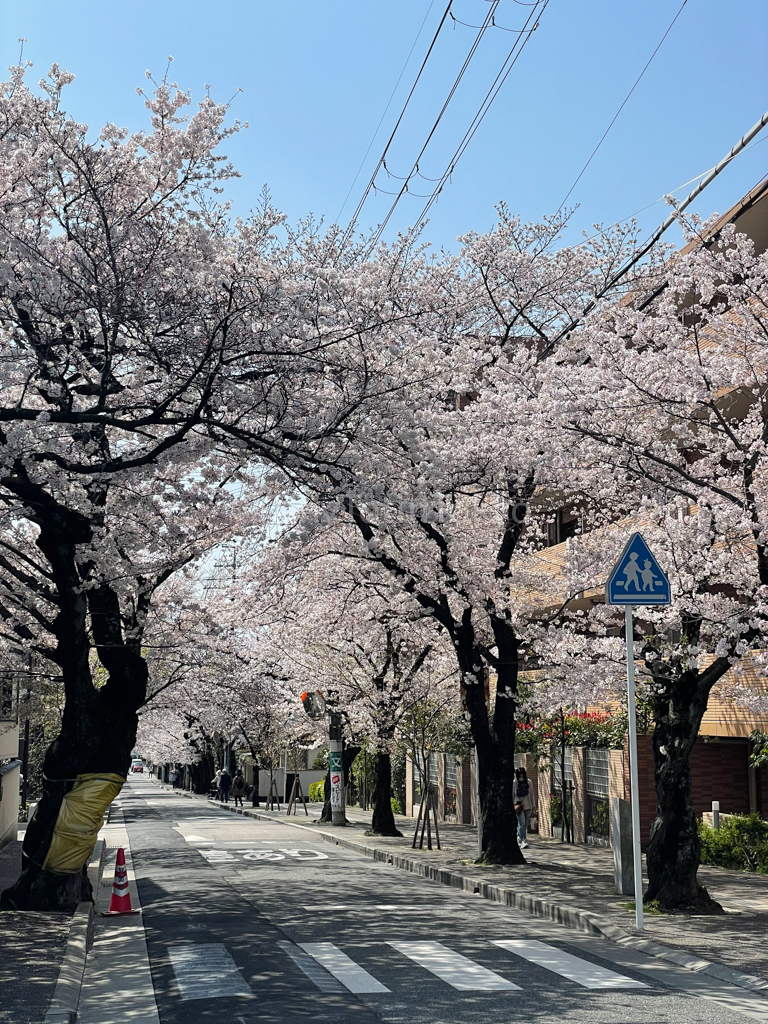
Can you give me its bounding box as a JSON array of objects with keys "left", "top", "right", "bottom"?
[
  {"left": 277, "top": 941, "right": 345, "bottom": 993},
  {"left": 492, "top": 939, "right": 648, "bottom": 989},
  {"left": 388, "top": 941, "right": 520, "bottom": 991},
  {"left": 168, "top": 943, "right": 253, "bottom": 1001},
  {"left": 298, "top": 942, "right": 390, "bottom": 993}
]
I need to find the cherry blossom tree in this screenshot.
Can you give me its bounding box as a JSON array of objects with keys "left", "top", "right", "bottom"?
[
  {"left": 541, "top": 218, "right": 768, "bottom": 909},
  {"left": 261, "top": 546, "right": 457, "bottom": 835},
  {"left": 289, "top": 211, "right": 648, "bottom": 863},
  {"left": 0, "top": 60, "right": 424, "bottom": 910}
]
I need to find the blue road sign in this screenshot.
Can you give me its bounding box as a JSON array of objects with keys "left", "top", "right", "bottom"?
[{"left": 606, "top": 532, "right": 670, "bottom": 605}]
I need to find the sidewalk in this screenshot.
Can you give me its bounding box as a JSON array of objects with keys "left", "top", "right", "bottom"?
[
  {"left": 157, "top": 781, "right": 768, "bottom": 992},
  {"left": 0, "top": 837, "right": 71, "bottom": 1024}
]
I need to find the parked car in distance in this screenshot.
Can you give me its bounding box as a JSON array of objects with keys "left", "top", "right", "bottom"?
[{"left": 131, "top": 759, "right": 144, "bottom": 773}]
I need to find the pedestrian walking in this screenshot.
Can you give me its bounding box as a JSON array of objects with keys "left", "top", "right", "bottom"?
[
  {"left": 232, "top": 769, "right": 246, "bottom": 807},
  {"left": 211, "top": 767, "right": 222, "bottom": 800},
  {"left": 514, "top": 766, "right": 533, "bottom": 849},
  {"left": 219, "top": 766, "right": 232, "bottom": 803},
  {"left": 168, "top": 767, "right": 176, "bottom": 787}
]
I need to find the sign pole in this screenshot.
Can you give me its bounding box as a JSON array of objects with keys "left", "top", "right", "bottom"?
[{"left": 625, "top": 605, "right": 644, "bottom": 931}]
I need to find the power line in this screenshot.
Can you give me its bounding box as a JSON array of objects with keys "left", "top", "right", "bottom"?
[
  {"left": 397, "top": 0, "right": 549, "bottom": 242},
  {"left": 556, "top": 0, "right": 689, "bottom": 213},
  {"left": 360, "top": 0, "right": 505, "bottom": 251},
  {"left": 339, "top": 0, "right": 455, "bottom": 250},
  {"left": 334, "top": 0, "right": 439, "bottom": 226},
  {"left": 575, "top": 134, "right": 768, "bottom": 251},
  {"left": 537, "top": 107, "right": 768, "bottom": 360}
]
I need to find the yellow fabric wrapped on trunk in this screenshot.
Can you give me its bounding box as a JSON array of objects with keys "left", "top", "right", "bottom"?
[{"left": 43, "top": 772, "right": 125, "bottom": 875}]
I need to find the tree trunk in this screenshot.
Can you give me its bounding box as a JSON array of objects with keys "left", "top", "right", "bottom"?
[
  {"left": 458, "top": 616, "right": 524, "bottom": 865},
  {"left": 370, "top": 749, "right": 403, "bottom": 836},
  {"left": 189, "top": 754, "right": 215, "bottom": 795},
  {"left": 1, "top": 496, "right": 147, "bottom": 913},
  {"left": 645, "top": 662, "right": 724, "bottom": 913}
]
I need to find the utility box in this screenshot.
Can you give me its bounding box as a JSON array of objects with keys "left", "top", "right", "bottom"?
[{"left": 612, "top": 797, "right": 634, "bottom": 896}]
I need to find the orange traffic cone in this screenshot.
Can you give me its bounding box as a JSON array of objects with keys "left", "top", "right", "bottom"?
[{"left": 102, "top": 847, "right": 140, "bottom": 916}]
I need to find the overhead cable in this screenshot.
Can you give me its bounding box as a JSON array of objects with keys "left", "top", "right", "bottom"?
[
  {"left": 556, "top": 0, "right": 689, "bottom": 213},
  {"left": 537, "top": 107, "right": 768, "bottom": 360},
  {"left": 335, "top": 0, "right": 439, "bottom": 226},
  {"left": 404, "top": 0, "right": 549, "bottom": 240},
  {"left": 339, "top": 0, "right": 455, "bottom": 250},
  {"left": 360, "top": 0, "right": 506, "bottom": 251}
]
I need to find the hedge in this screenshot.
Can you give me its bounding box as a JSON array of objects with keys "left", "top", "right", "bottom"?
[{"left": 698, "top": 813, "right": 768, "bottom": 873}]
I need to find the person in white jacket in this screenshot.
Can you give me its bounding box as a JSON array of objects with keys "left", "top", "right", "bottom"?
[{"left": 514, "top": 767, "right": 534, "bottom": 849}]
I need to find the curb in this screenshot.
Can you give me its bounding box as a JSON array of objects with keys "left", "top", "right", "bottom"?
[
  {"left": 42, "top": 902, "right": 94, "bottom": 1024},
  {"left": 150, "top": 780, "right": 768, "bottom": 998},
  {"left": 41, "top": 836, "right": 106, "bottom": 1023}
]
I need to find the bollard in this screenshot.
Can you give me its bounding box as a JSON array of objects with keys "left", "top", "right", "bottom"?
[
  {"left": 712, "top": 800, "right": 720, "bottom": 829},
  {"left": 612, "top": 797, "right": 634, "bottom": 895}
]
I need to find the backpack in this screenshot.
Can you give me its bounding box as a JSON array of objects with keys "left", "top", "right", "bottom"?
[{"left": 516, "top": 778, "right": 529, "bottom": 798}]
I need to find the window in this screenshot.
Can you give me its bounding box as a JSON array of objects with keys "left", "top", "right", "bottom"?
[
  {"left": 586, "top": 749, "right": 610, "bottom": 841},
  {"left": 585, "top": 749, "right": 610, "bottom": 798},
  {"left": 546, "top": 509, "right": 579, "bottom": 547},
  {"left": 428, "top": 752, "right": 439, "bottom": 786},
  {"left": 444, "top": 754, "right": 457, "bottom": 789},
  {"left": 551, "top": 747, "right": 573, "bottom": 789}
]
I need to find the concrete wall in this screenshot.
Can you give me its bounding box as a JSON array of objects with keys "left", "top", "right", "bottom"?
[
  {"left": 255, "top": 768, "right": 326, "bottom": 803},
  {"left": 0, "top": 720, "right": 18, "bottom": 761},
  {"left": 0, "top": 760, "right": 20, "bottom": 852}
]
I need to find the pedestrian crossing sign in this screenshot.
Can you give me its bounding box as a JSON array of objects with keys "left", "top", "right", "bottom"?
[{"left": 606, "top": 532, "right": 670, "bottom": 605}]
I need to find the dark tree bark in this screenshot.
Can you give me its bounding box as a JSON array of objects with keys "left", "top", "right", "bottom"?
[
  {"left": 369, "top": 749, "right": 403, "bottom": 836},
  {"left": 644, "top": 643, "right": 729, "bottom": 913},
  {"left": 0, "top": 477, "right": 148, "bottom": 913},
  {"left": 457, "top": 613, "right": 523, "bottom": 865},
  {"left": 318, "top": 769, "right": 332, "bottom": 823},
  {"left": 339, "top": 484, "right": 530, "bottom": 866}
]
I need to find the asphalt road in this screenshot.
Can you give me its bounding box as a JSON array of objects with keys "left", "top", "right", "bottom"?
[{"left": 118, "top": 777, "right": 768, "bottom": 1024}]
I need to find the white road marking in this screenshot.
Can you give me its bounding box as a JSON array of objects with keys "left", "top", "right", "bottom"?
[
  {"left": 302, "top": 904, "right": 448, "bottom": 912},
  {"left": 277, "top": 941, "right": 345, "bottom": 993},
  {"left": 279, "top": 848, "right": 329, "bottom": 860},
  {"left": 492, "top": 939, "right": 648, "bottom": 989},
  {"left": 168, "top": 943, "right": 252, "bottom": 1001},
  {"left": 198, "top": 849, "right": 237, "bottom": 862},
  {"left": 388, "top": 941, "right": 519, "bottom": 991},
  {"left": 298, "top": 942, "right": 390, "bottom": 993},
  {"left": 197, "top": 848, "right": 329, "bottom": 863}
]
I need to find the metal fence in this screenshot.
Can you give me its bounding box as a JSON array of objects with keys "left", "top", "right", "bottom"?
[
  {"left": 444, "top": 754, "right": 457, "bottom": 817},
  {"left": 585, "top": 748, "right": 610, "bottom": 842},
  {"left": 551, "top": 747, "right": 574, "bottom": 841}
]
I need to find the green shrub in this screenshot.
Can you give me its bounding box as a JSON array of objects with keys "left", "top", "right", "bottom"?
[
  {"left": 698, "top": 813, "right": 768, "bottom": 872},
  {"left": 391, "top": 796, "right": 403, "bottom": 815},
  {"left": 308, "top": 780, "right": 326, "bottom": 802},
  {"left": 311, "top": 748, "right": 329, "bottom": 770},
  {"left": 550, "top": 793, "right": 563, "bottom": 828}
]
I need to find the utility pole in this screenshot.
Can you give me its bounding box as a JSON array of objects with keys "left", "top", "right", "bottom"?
[{"left": 329, "top": 711, "right": 346, "bottom": 826}]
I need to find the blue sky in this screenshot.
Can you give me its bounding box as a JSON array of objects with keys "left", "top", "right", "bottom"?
[{"left": 2, "top": 1, "right": 766, "bottom": 254}]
